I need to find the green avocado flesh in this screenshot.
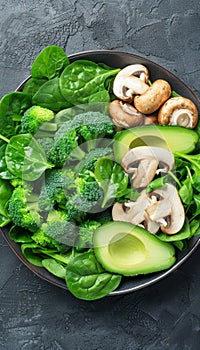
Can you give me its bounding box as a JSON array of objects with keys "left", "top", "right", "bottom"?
[
  {"left": 113, "top": 125, "right": 198, "bottom": 163},
  {"left": 93, "top": 222, "right": 176, "bottom": 276}
]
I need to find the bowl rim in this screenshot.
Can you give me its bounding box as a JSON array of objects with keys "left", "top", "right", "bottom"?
[{"left": 1, "top": 48, "right": 200, "bottom": 297}]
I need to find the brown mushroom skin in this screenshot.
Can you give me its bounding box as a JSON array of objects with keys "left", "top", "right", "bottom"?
[
  {"left": 109, "top": 100, "right": 144, "bottom": 128},
  {"left": 143, "top": 114, "right": 158, "bottom": 125},
  {"left": 157, "top": 96, "right": 198, "bottom": 129},
  {"left": 134, "top": 79, "right": 171, "bottom": 114}
]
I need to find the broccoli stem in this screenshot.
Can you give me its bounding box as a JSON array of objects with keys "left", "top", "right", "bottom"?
[
  {"left": 70, "top": 146, "right": 86, "bottom": 161},
  {"left": 40, "top": 122, "right": 58, "bottom": 132}
]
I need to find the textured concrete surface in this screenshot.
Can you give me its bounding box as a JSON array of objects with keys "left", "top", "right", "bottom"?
[{"left": 0, "top": 1, "right": 200, "bottom": 349}]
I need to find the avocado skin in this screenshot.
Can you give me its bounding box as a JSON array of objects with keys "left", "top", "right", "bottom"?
[
  {"left": 93, "top": 222, "right": 176, "bottom": 277},
  {"left": 113, "top": 125, "right": 199, "bottom": 163}
]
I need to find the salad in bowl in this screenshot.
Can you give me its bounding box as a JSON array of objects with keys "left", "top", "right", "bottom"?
[{"left": 0, "top": 46, "right": 199, "bottom": 300}]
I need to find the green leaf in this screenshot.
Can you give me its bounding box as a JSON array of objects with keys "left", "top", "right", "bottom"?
[
  {"left": 42, "top": 258, "right": 66, "bottom": 279},
  {"left": 32, "top": 77, "right": 72, "bottom": 112},
  {"left": 5, "top": 134, "right": 53, "bottom": 181},
  {"left": 9, "top": 226, "right": 33, "bottom": 243},
  {"left": 0, "top": 143, "right": 15, "bottom": 179},
  {"left": 0, "top": 92, "right": 32, "bottom": 137},
  {"left": 60, "top": 60, "right": 120, "bottom": 104},
  {"left": 65, "top": 251, "right": 122, "bottom": 300},
  {"left": 94, "top": 158, "right": 129, "bottom": 208},
  {"left": 0, "top": 215, "right": 11, "bottom": 227},
  {"left": 178, "top": 177, "right": 193, "bottom": 205},
  {"left": 157, "top": 218, "right": 192, "bottom": 242},
  {"left": 190, "top": 219, "right": 200, "bottom": 236},
  {"left": 31, "top": 45, "right": 69, "bottom": 79},
  {"left": 22, "top": 78, "right": 48, "bottom": 97},
  {"left": 21, "top": 243, "right": 44, "bottom": 267},
  {"left": 0, "top": 178, "right": 13, "bottom": 218}
]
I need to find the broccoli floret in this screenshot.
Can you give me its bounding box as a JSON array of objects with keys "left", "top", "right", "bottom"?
[
  {"left": 76, "top": 220, "right": 101, "bottom": 250},
  {"left": 45, "top": 210, "right": 78, "bottom": 248},
  {"left": 8, "top": 186, "right": 41, "bottom": 232},
  {"left": 74, "top": 146, "right": 112, "bottom": 174},
  {"left": 75, "top": 170, "right": 102, "bottom": 202},
  {"left": 72, "top": 111, "right": 115, "bottom": 150},
  {"left": 65, "top": 170, "right": 102, "bottom": 222},
  {"left": 37, "top": 136, "right": 54, "bottom": 157},
  {"left": 38, "top": 167, "right": 78, "bottom": 211},
  {"left": 21, "top": 106, "right": 54, "bottom": 134},
  {"left": 48, "top": 129, "right": 83, "bottom": 167},
  {"left": 31, "top": 225, "right": 63, "bottom": 251},
  {"left": 38, "top": 169, "right": 67, "bottom": 211}
]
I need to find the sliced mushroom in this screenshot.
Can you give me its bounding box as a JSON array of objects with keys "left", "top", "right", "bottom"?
[
  {"left": 122, "top": 146, "right": 174, "bottom": 188},
  {"left": 112, "top": 190, "right": 149, "bottom": 225},
  {"left": 109, "top": 100, "right": 144, "bottom": 128},
  {"left": 113, "top": 65, "right": 149, "bottom": 102},
  {"left": 134, "top": 79, "right": 171, "bottom": 114},
  {"left": 157, "top": 96, "right": 198, "bottom": 129},
  {"left": 112, "top": 184, "right": 185, "bottom": 235},
  {"left": 148, "top": 184, "right": 185, "bottom": 234}
]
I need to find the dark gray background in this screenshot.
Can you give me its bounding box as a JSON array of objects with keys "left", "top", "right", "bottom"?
[{"left": 0, "top": 1, "right": 200, "bottom": 349}]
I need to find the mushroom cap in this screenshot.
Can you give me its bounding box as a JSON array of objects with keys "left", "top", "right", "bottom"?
[
  {"left": 109, "top": 100, "right": 144, "bottom": 128},
  {"left": 113, "top": 65, "right": 149, "bottom": 102},
  {"left": 157, "top": 96, "right": 199, "bottom": 129},
  {"left": 149, "top": 184, "right": 185, "bottom": 234},
  {"left": 134, "top": 79, "right": 172, "bottom": 114},
  {"left": 122, "top": 146, "right": 174, "bottom": 188}
]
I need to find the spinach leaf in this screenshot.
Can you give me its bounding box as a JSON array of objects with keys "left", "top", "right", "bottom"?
[
  {"left": 32, "top": 77, "right": 72, "bottom": 112},
  {"left": 179, "top": 176, "right": 193, "bottom": 205},
  {"left": 31, "top": 46, "right": 69, "bottom": 79},
  {"left": 9, "top": 226, "right": 33, "bottom": 243},
  {"left": 157, "top": 218, "right": 192, "bottom": 242},
  {"left": 60, "top": 60, "right": 120, "bottom": 104},
  {"left": 0, "top": 215, "right": 11, "bottom": 227},
  {"left": 21, "top": 243, "right": 44, "bottom": 267},
  {"left": 88, "top": 90, "right": 110, "bottom": 104},
  {"left": 65, "top": 250, "right": 122, "bottom": 300},
  {"left": 0, "top": 178, "right": 13, "bottom": 223},
  {"left": 0, "top": 92, "right": 32, "bottom": 137},
  {"left": 94, "top": 158, "right": 129, "bottom": 208},
  {"left": 0, "top": 143, "right": 15, "bottom": 179},
  {"left": 42, "top": 258, "right": 66, "bottom": 279},
  {"left": 22, "top": 78, "right": 48, "bottom": 97},
  {"left": 5, "top": 134, "right": 53, "bottom": 181}
]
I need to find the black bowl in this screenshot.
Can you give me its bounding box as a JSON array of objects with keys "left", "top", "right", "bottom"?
[{"left": 1, "top": 50, "right": 200, "bottom": 296}]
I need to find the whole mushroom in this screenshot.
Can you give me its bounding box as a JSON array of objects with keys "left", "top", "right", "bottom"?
[
  {"left": 157, "top": 96, "right": 198, "bottom": 129},
  {"left": 113, "top": 64, "right": 149, "bottom": 102},
  {"left": 109, "top": 100, "right": 144, "bottom": 128},
  {"left": 134, "top": 79, "right": 171, "bottom": 114}
]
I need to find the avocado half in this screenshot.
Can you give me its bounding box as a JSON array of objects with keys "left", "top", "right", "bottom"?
[
  {"left": 93, "top": 222, "right": 176, "bottom": 276},
  {"left": 113, "top": 125, "right": 198, "bottom": 163}
]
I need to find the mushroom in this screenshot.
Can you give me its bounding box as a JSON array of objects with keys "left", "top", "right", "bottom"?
[
  {"left": 147, "top": 184, "right": 185, "bottom": 234},
  {"left": 109, "top": 100, "right": 144, "bottom": 128},
  {"left": 122, "top": 146, "right": 174, "bottom": 188},
  {"left": 157, "top": 96, "right": 198, "bottom": 129},
  {"left": 112, "top": 190, "right": 149, "bottom": 226},
  {"left": 113, "top": 65, "right": 149, "bottom": 102},
  {"left": 143, "top": 114, "right": 158, "bottom": 125},
  {"left": 134, "top": 79, "right": 171, "bottom": 114},
  {"left": 112, "top": 184, "right": 185, "bottom": 235}
]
